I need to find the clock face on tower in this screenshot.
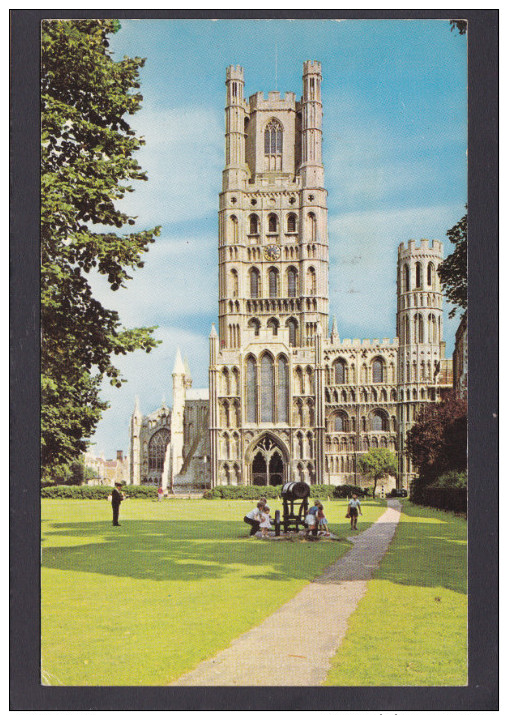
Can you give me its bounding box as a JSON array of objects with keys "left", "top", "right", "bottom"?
[{"left": 264, "top": 244, "right": 281, "bottom": 261}]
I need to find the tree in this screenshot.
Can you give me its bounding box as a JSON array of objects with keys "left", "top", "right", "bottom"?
[
  {"left": 450, "top": 20, "right": 467, "bottom": 35},
  {"left": 405, "top": 392, "right": 467, "bottom": 485},
  {"left": 358, "top": 448, "right": 398, "bottom": 498},
  {"left": 437, "top": 210, "right": 467, "bottom": 318},
  {"left": 41, "top": 20, "right": 160, "bottom": 478}
]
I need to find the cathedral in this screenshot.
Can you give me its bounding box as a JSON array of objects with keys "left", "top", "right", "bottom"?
[{"left": 129, "top": 61, "right": 453, "bottom": 492}]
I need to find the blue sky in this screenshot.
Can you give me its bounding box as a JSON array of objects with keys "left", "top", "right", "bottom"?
[{"left": 89, "top": 19, "right": 467, "bottom": 457}]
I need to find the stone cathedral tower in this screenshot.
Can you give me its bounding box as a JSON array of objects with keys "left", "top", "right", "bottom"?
[
  {"left": 130, "top": 61, "right": 455, "bottom": 492},
  {"left": 209, "top": 62, "right": 329, "bottom": 487}
]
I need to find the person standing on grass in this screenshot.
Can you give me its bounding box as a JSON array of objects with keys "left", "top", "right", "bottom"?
[
  {"left": 111, "top": 482, "right": 124, "bottom": 527},
  {"left": 347, "top": 492, "right": 362, "bottom": 531},
  {"left": 259, "top": 506, "right": 272, "bottom": 538},
  {"left": 157, "top": 485, "right": 163, "bottom": 502},
  {"left": 243, "top": 501, "right": 264, "bottom": 536},
  {"left": 316, "top": 500, "right": 330, "bottom": 536}
]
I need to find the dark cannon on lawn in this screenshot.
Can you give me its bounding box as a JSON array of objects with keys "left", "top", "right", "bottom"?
[{"left": 273, "top": 481, "right": 310, "bottom": 536}]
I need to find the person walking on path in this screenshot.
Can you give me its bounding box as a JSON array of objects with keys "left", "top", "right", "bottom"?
[
  {"left": 243, "top": 501, "right": 264, "bottom": 536},
  {"left": 347, "top": 492, "right": 362, "bottom": 530},
  {"left": 111, "top": 482, "right": 124, "bottom": 526}
]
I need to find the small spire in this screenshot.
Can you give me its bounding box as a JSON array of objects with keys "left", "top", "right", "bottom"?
[
  {"left": 209, "top": 323, "right": 218, "bottom": 339},
  {"left": 331, "top": 315, "right": 339, "bottom": 339},
  {"left": 161, "top": 393, "right": 166, "bottom": 408},
  {"left": 172, "top": 347, "right": 185, "bottom": 375},
  {"left": 133, "top": 395, "right": 141, "bottom": 413},
  {"left": 183, "top": 355, "right": 191, "bottom": 379}
]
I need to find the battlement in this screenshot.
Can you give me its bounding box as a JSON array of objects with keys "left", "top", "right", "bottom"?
[
  {"left": 325, "top": 337, "right": 399, "bottom": 350},
  {"left": 303, "top": 60, "right": 321, "bottom": 75},
  {"left": 226, "top": 65, "right": 244, "bottom": 81},
  {"left": 248, "top": 90, "right": 296, "bottom": 111},
  {"left": 398, "top": 239, "right": 443, "bottom": 258}
]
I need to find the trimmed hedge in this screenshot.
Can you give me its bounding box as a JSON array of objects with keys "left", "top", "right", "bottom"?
[
  {"left": 203, "top": 485, "right": 282, "bottom": 500},
  {"left": 412, "top": 486, "right": 467, "bottom": 513},
  {"left": 202, "top": 484, "right": 369, "bottom": 500},
  {"left": 41, "top": 485, "right": 159, "bottom": 499}
]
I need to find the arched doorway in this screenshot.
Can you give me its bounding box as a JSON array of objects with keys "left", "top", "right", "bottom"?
[{"left": 248, "top": 433, "right": 288, "bottom": 486}]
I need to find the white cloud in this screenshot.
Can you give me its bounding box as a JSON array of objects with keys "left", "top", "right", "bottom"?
[{"left": 117, "top": 105, "right": 223, "bottom": 227}]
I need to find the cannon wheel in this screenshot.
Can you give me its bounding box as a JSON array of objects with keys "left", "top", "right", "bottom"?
[{"left": 274, "top": 509, "right": 281, "bottom": 537}]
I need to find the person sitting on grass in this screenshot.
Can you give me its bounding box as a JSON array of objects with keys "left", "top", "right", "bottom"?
[
  {"left": 243, "top": 501, "right": 264, "bottom": 536},
  {"left": 315, "top": 500, "right": 330, "bottom": 536},
  {"left": 347, "top": 492, "right": 363, "bottom": 531},
  {"left": 259, "top": 506, "right": 272, "bottom": 538}
]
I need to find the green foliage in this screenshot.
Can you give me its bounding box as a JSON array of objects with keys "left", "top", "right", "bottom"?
[
  {"left": 325, "top": 501, "right": 467, "bottom": 685},
  {"left": 203, "top": 485, "right": 282, "bottom": 500},
  {"left": 41, "top": 499, "right": 381, "bottom": 685},
  {"left": 450, "top": 20, "right": 467, "bottom": 35},
  {"left": 406, "top": 392, "right": 467, "bottom": 488},
  {"left": 41, "top": 484, "right": 158, "bottom": 499},
  {"left": 332, "top": 484, "right": 369, "bottom": 499},
  {"left": 358, "top": 448, "right": 398, "bottom": 497},
  {"left": 41, "top": 19, "right": 161, "bottom": 474},
  {"left": 433, "top": 470, "right": 467, "bottom": 489},
  {"left": 437, "top": 211, "right": 467, "bottom": 319}
]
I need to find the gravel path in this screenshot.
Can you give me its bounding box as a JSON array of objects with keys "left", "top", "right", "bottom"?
[{"left": 172, "top": 499, "right": 402, "bottom": 686}]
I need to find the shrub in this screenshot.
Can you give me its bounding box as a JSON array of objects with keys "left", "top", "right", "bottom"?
[
  {"left": 309, "top": 485, "right": 336, "bottom": 500},
  {"left": 333, "top": 484, "right": 369, "bottom": 499},
  {"left": 40, "top": 485, "right": 159, "bottom": 499},
  {"left": 433, "top": 470, "right": 467, "bottom": 489},
  {"left": 203, "top": 485, "right": 282, "bottom": 500}
]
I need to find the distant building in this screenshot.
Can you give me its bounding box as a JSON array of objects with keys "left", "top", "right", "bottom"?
[
  {"left": 85, "top": 450, "right": 129, "bottom": 485},
  {"left": 129, "top": 61, "right": 454, "bottom": 492},
  {"left": 453, "top": 312, "right": 468, "bottom": 400}
]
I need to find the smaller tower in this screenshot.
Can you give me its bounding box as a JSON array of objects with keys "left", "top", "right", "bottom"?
[
  {"left": 208, "top": 324, "right": 219, "bottom": 488},
  {"left": 170, "top": 348, "right": 186, "bottom": 480},
  {"left": 300, "top": 61, "right": 323, "bottom": 188},
  {"left": 396, "top": 239, "right": 445, "bottom": 484},
  {"left": 129, "top": 396, "right": 142, "bottom": 485},
  {"left": 223, "top": 65, "right": 248, "bottom": 190}
]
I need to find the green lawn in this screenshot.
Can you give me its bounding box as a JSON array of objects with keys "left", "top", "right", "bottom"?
[
  {"left": 41, "top": 497, "right": 382, "bottom": 686},
  {"left": 324, "top": 500, "right": 467, "bottom": 686}
]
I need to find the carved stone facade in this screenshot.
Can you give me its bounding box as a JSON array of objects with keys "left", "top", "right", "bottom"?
[{"left": 129, "top": 61, "right": 454, "bottom": 491}]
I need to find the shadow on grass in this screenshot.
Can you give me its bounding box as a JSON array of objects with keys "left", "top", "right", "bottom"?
[
  {"left": 373, "top": 517, "right": 467, "bottom": 594},
  {"left": 42, "top": 519, "right": 353, "bottom": 583}
]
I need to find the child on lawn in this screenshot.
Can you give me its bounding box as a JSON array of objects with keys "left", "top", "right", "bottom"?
[
  {"left": 348, "top": 493, "right": 363, "bottom": 530},
  {"left": 315, "top": 501, "right": 330, "bottom": 535},
  {"left": 259, "top": 506, "right": 271, "bottom": 538}
]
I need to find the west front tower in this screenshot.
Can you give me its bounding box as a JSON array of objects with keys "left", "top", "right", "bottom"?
[{"left": 210, "top": 62, "right": 329, "bottom": 487}]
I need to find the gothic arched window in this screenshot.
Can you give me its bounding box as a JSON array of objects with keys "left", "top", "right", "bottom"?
[
  {"left": 307, "top": 266, "right": 316, "bottom": 295},
  {"left": 264, "top": 119, "right": 283, "bottom": 155},
  {"left": 287, "top": 213, "right": 297, "bottom": 233},
  {"left": 267, "top": 317, "right": 279, "bottom": 335},
  {"left": 230, "top": 269, "right": 238, "bottom": 297},
  {"left": 427, "top": 262, "right": 435, "bottom": 287},
  {"left": 247, "top": 317, "right": 260, "bottom": 336},
  {"left": 148, "top": 429, "right": 170, "bottom": 471},
  {"left": 286, "top": 318, "right": 298, "bottom": 347},
  {"left": 277, "top": 355, "right": 289, "bottom": 423},
  {"left": 334, "top": 413, "right": 347, "bottom": 432},
  {"left": 415, "top": 262, "right": 422, "bottom": 288},
  {"left": 230, "top": 215, "right": 238, "bottom": 243},
  {"left": 250, "top": 268, "right": 260, "bottom": 298},
  {"left": 334, "top": 359, "right": 346, "bottom": 384},
  {"left": 372, "top": 358, "right": 384, "bottom": 383},
  {"left": 268, "top": 267, "right": 279, "bottom": 297},
  {"left": 287, "top": 267, "right": 297, "bottom": 297},
  {"left": 246, "top": 356, "right": 257, "bottom": 422},
  {"left": 403, "top": 264, "right": 410, "bottom": 292},
  {"left": 371, "top": 410, "right": 388, "bottom": 432},
  {"left": 307, "top": 212, "right": 317, "bottom": 242},
  {"left": 260, "top": 353, "right": 275, "bottom": 422},
  {"left": 249, "top": 214, "right": 259, "bottom": 235},
  {"left": 268, "top": 213, "right": 278, "bottom": 233}
]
